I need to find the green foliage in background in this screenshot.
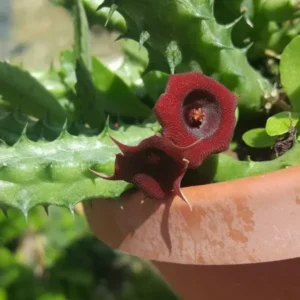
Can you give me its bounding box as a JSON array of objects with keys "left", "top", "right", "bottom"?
[{"left": 0, "top": 208, "right": 178, "bottom": 300}]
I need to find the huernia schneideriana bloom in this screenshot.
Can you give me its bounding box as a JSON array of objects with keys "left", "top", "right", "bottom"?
[
  {"left": 91, "top": 72, "right": 237, "bottom": 208},
  {"left": 90, "top": 134, "right": 192, "bottom": 209},
  {"left": 154, "top": 72, "right": 238, "bottom": 168}
]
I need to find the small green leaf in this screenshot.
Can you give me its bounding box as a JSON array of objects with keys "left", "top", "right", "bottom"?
[
  {"left": 73, "top": 0, "right": 91, "bottom": 71},
  {"left": 0, "top": 62, "right": 67, "bottom": 123},
  {"left": 280, "top": 36, "right": 300, "bottom": 112},
  {"left": 139, "top": 31, "right": 150, "bottom": 48},
  {"left": 92, "top": 56, "right": 151, "bottom": 117},
  {"left": 242, "top": 128, "right": 277, "bottom": 148},
  {"left": 165, "top": 41, "right": 182, "bottom": 74},
  {"left": 266, "top": 111, "right": 300, "bottom": 136}
]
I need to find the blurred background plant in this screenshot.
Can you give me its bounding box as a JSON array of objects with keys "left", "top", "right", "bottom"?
[{"left": 0, "top": 206, "right": 178, "bottom": 300}]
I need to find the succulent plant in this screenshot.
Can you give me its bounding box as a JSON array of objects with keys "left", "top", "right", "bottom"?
[{"left": 0, "top": 0, "right": 299, "bottom": 215}]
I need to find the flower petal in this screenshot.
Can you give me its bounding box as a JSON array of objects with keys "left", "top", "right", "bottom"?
[{"left": 91, "top": 135, "right": 191, "bottom": 207}]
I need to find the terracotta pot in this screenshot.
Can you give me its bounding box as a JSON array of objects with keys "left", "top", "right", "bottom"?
[{"left": 84, "top": 165, "right": 300, "bottom": 300}]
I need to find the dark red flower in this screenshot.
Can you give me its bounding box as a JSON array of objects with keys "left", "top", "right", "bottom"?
[
  {"left": 154, "top": 72, "right": 237, "bottom": 168},
  {"left": 90, "top": 134, "right": 192, "bottom": 209}
]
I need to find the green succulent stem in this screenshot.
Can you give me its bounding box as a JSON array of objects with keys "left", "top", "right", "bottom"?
[
  {"left": 192, "top": 140, "right": 300, "bottom": 183},
  {"left": 215, "top": 142, "right": 300, "bottom": 181},
  {"left": 100, "top": 0, "right": 272, "bottom": 118},
  {"left": 0, "top": 122, "right": 157, "bottom": 212}
]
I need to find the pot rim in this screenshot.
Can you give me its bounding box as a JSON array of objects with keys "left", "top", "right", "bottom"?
[{"left": 84, "top": 165, "right": 300, "bottom": 265}]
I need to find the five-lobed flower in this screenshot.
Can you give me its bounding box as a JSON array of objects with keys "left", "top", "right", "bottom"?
[{"left": 91, "top": 72, "right": 238, "bottom": 208}]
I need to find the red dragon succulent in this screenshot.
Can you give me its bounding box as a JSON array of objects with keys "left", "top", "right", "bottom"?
[{"left": 91, "top": 72, "right": 237, "bottom": 208}]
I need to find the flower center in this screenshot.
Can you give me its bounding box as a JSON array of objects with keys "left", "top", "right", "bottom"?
[
  {"left": 185, "top": 106, "right": 205, "bottom": 128},
  {"left": 147, "top": 152, "right": 161, "bottom": 164},
  {"left": 145, "top": 149, "right": 162, "bottom": 165},
  {"left": 182, "top": 89, "right": 221, "bottom": 139}
]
